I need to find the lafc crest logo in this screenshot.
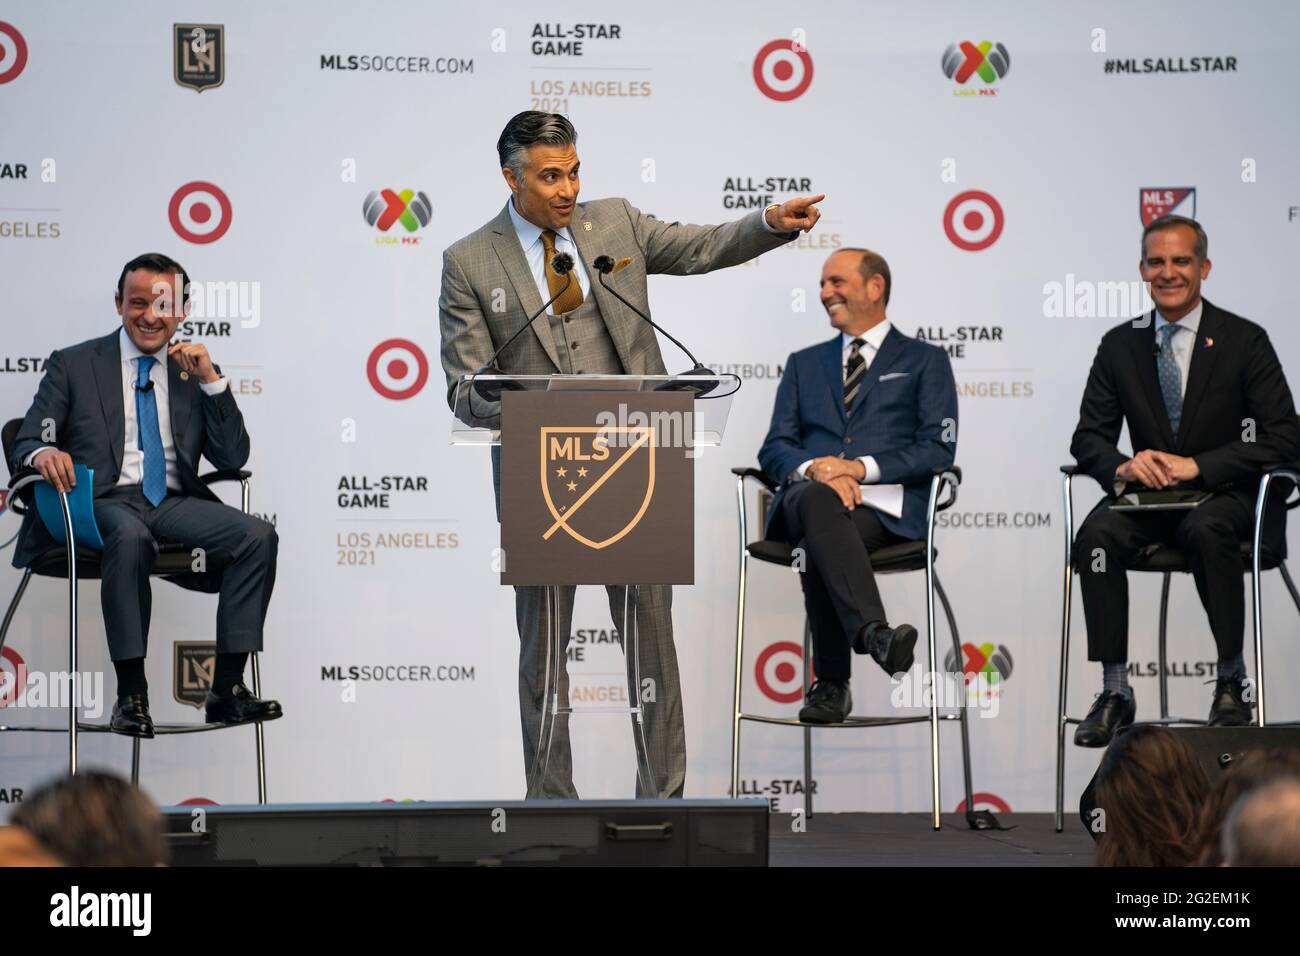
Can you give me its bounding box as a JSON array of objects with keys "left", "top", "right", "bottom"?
[
  {"left": 541, "top": 426, "right": 655, "bottom": 549},
  {"left": 174, "top": 641, "right": 216, "bottom": 708},
  {"left": 174, "top": 23, "right": 224, "bottom": 93}
]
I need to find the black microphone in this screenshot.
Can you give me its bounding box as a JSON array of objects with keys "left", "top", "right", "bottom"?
[
  {"left": 465, "top": 252, "right": 576, "bottom": 414},
  {"left": 591, "top": 254, "right": 719, "bottom": 396},
  {"left": 133, "top": 379, "right": 156, "bottom": 393}
]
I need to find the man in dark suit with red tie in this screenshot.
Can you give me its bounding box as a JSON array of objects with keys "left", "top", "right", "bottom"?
[{"left": 1071, "top": 216, "right": 1300, "bottom": 745}]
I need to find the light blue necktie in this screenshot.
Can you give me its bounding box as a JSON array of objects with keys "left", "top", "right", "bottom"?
[
  {"left": 1156, "top": 323, "right": 1185, "bottom": 436},
  {"left": 135, "top": 356, "right": 167, "bottom": 506}
]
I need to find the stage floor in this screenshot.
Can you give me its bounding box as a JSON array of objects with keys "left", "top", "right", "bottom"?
[{"left": 770, "top": 813, "right": 1095, "bottom": 867}]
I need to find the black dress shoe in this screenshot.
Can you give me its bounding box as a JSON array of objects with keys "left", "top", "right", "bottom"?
[
  {"left": 110, "top": 694, "right": 155, "bottom": 738},
  {"left": 856, "top": 622, "right": 918, "bottom": 676},
  {"left": 204, "top": 683, "right": 283, "bottom": 725},
  {"left": 1208, "top": 676, "right": 1253, "bottom": 727},
  {"left": 1074, "top": 689, "right": 1136, "bottom": 747},
  {"left": 799, "top": 679, "right": 852, "bottom": 724}
]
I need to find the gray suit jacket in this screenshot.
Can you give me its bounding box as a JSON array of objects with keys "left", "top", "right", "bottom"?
[
  {"left": 438, "top": 197, "right": 794, "bottom": 410},
  {"left": 8, "top": 329, "right": 250, "bottom": 568}
]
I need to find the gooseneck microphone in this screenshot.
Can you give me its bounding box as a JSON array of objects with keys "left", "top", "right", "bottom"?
[
  {"left": 465, "top": 252, "right": 576, "bottom": 415},
  {"left": 591, "top": 254, "right": 719, "bottom": 395}
]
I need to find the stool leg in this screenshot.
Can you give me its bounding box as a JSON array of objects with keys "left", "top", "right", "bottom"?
[
  {"left": 936, "top": 575, "right": 974, "bottom": 814},
  {"left": 131, "top": 737, "right": 141, "bottom": 786},
  {"left": 626, "top": 585, "right": 656, "bottom": 798},
  {"left": 0, "top": 568, "right": 32, "bottom": 658},
  {"left": 250, "top": 652, "right": 267, "bottom": 804},
  {"left": 1158, "top": 572, "right": 1171, "bottom": 721},
  {"left": 1055, "top": 474, "right": 1074, "bottom": 833},
  {"left": 731, "top": 549, "right": 747, "bottom": 801},
  {"left": 925, "top": 533, "right": 941, "bottom": 831},
  {"left": 802, "top": 616, "right": 812, "bottom": 820},
  {"left": 1270, "top": 562, "right": 1300, "bottom": 728}
]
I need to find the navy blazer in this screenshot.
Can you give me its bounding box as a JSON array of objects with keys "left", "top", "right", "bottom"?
[
  {"left": 758, "top": 326, "right": 958, "bottom": 542},
  {"left": 8, "top": 329, "right": 250, "bottom": 568}
]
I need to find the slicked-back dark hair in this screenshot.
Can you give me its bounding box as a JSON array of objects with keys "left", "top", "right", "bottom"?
[
  {"left": 497, "top": 111, "right": 578, "bottom": 181},
  {"left": 1142, "top": 214, "right": 1208, "bottom": 263},
  {"left": 116, "top": 252, "right": 190, "bottom": 304}
]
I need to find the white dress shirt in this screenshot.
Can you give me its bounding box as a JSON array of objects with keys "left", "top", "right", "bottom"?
[
  {"left": 25, "top": 328, "right": 228, "bottom": 491},
  {"left": 507, "top": 199, "right": 592, "bottom": 310},
  {"left": 795, "top": 320, "right": 893, "bottom": 483},
  {"left": 1153, "top": 299, "right": 1202, "bottom": 399}
]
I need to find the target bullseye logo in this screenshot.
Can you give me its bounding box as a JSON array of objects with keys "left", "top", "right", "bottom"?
[
  {"left": 755, "top": 641, "right": 809, "bottom": 704},
  {"left": 0, "top": 22, "right": 29, "bottom": 84},
  {"left": 943, "top": 190, "right": 1003, "bottom": 251},
  {"left": 169, "top": 181, "right": 232, "bottom": 244},
  {"left": 753, "top": 39, "right": 813, "bottom": 101},
  {"left": 956, "top": 792, "right": 1012, "bottom": 814},
  {"left": 367, "top": 338, "right": 429, "bottom": 401},
  {"left": 0, "top": 646, "right": 28, "bottom": 708}
]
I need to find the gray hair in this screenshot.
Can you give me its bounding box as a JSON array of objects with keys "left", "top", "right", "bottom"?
[
  {"left": 1142, "top": 214, "right": 1208, "bottom": 262},
  {"left": 497, "top": 111, "right": 577, "bottom": 182}
]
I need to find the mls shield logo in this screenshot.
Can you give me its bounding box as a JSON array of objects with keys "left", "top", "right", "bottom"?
[
  {"left": 174, "top": 641, "right": 216, "bottom": 708},
  {"left": 174, "top": 23, "right": 224, "bottom": 93},
  {"left": 1140, "top": 187, "right": 1195, "bottom": 226},
  {"left": 540, "top": 426, "right": 655, "bottom": 549}
]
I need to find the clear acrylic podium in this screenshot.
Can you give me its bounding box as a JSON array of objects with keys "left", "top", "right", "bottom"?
[{"left": 451, "top": 372, "right": 739, "bottom": 798}]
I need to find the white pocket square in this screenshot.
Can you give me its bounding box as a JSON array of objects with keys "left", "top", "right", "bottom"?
[{"left": 878, "top": 371, "right": 910, "bottom": 381}]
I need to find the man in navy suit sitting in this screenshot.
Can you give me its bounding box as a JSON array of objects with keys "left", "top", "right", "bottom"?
[{"left": 758, "top": 249, "right": 959, "bottom": 723}]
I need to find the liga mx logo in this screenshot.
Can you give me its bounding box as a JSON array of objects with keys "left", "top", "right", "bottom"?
[
  {"left": 542, "top": 426, "right": 655, "bottom": 549},
  {"left": 944, "top": 642, "right": 1013, "bottom": 684},
  {"left": 1140, "top": 187, "right": 1196, "bottom": 226},
  {"left": 0, "top": 21, "right": 29, "bottom": 85},
  {"left": 753, "top": 38, "right": 813, "bottom": 101},
  {"left": 174, "top": 23, "right": 224, "bottom": 93},
  {"left": 941, "top": 41, "right": 1010, "bottom": 85},
  {"left": 363, "top": 188, "right": 433, "bottom": 232},
  {"left": 169, "top": 181, "right": 232, "bottom": 244}
]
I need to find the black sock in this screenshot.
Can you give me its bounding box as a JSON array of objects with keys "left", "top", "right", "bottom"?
[
  {"left": 113, "top": 657, "right": 147, "bottom": 698},
  {"left": 212, "top": 652, "right": 248, "bottom": 697}
]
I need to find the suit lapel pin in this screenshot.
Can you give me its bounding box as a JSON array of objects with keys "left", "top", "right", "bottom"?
[
  {"left": 179, "top": 371, "right": 189, "bottom": 381},
  {"left": 582, "top": 221, "right": 592, "bottom": 232},
  {"left": 1204, "top": 337, "right": 1213, "bottom": 348}
]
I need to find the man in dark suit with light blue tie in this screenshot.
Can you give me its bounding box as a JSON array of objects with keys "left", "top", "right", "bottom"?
[
  {"left": 759, "top": 248, "right": 959, "bottom": 723},
  {"left": 10, "top": 253, "right": 282, "bottom": 738}
]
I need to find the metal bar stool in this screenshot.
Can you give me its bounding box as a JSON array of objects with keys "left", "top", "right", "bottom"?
[
  {"left": 0, "top": 419, "right": 271, "bottom": 802},
  {"left": 1054, "top": 462, "right": 1300, "bottom": 831},
  {"left": 730, "top": 465, "right": 989, "bottom": 830}
]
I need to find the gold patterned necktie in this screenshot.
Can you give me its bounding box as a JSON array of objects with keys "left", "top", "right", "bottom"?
[{"left": 540, "top": 229, "right": 584, "bottom": 315}]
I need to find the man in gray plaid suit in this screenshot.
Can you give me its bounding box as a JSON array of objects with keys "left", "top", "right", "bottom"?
[{"left": 439, "top": 111, "right": 824, "bottom": 798}]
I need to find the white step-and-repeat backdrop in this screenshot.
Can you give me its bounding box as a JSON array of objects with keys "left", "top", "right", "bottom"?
[{"left": 2, "top": 0, "right": 1298, "bottom": 816}]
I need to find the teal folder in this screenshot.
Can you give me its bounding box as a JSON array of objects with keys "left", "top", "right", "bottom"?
[{"left": 34, "top": 464, "right": 104, "bottom": 550}]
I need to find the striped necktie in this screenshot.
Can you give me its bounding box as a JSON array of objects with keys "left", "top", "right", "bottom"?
[{"left": 844, "top": 338, "right": 866, "bottom": 413}]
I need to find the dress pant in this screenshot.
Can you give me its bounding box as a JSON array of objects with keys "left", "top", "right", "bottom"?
[
  {"left": 91, "top": 485, "right": 278, "bottom": 661},
  {"left": 1074, "top": 492, "right": 1283, "bottom": 662},
  {"left": 513, "top": 583, "right": 685, "bottom": 799},
  {"left": 778, "top": 481, "right": 905, "bottom": 683}
]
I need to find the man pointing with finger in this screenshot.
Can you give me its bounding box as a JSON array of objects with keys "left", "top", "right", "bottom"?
[{"left": 439, "top": 110, "right": 822, "bottom": 798}]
